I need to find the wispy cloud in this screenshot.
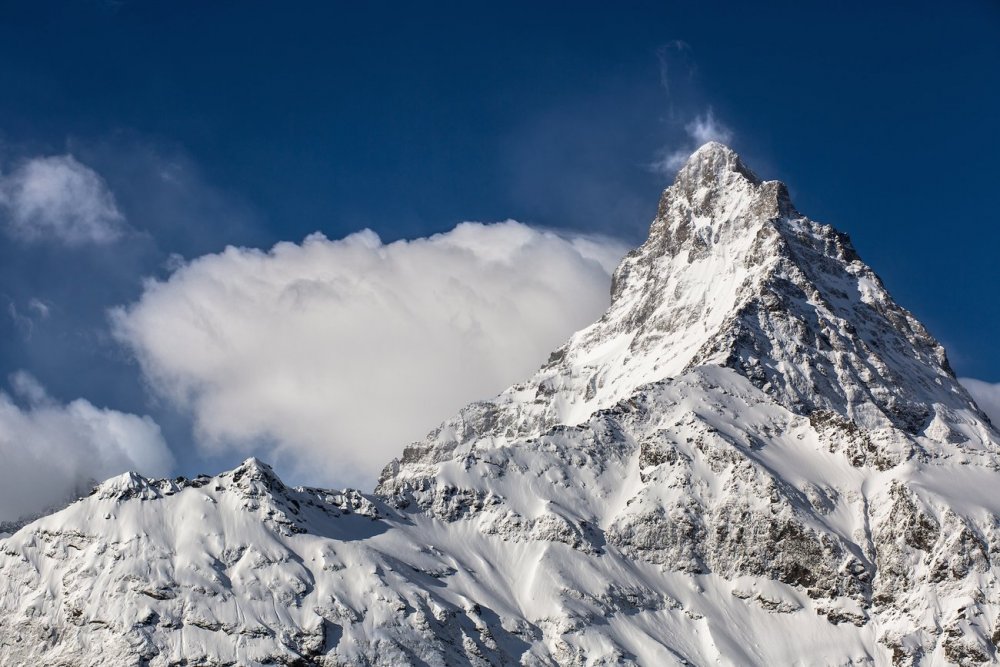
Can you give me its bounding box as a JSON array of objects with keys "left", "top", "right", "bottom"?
[
  {"left": 649, "top": 40, "right": 736, "bottom": 177},
  {"left": 655, "top": 40, "right": 692, "bottom": 101},
  {"left": 651, "top": 109, "right": 734, "bottom": 175},
  {"left": 6, "top": 298, "right": 50, "bottom": 340},
  {"left": 112, "top": 221, "right": 627, "bottom": 488},
  {"left": 0, "top": 154, "right": 126, "bottom": 245}
]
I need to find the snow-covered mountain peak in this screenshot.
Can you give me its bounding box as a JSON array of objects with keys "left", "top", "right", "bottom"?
[
  {"left": 5, "top": 145, "right": 1000, "bottom": 666},
  {"left": 650, "top": 140, "right": 795, "bottom": 240},
  {"left": 227, "top": 457, "right": 287, "bottom": 495},
  {"left": 381, "top": 145, "right": 989, "bottom": 469},
  {"left": 92, "top": 469, "right": 194, "bottom": 503},
  {"left": 671, "top": 140, "right": 761, "bottom": 189}
]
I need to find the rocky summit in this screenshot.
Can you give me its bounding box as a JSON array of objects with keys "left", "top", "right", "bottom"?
[{"left": 2, "top": 143, "right": 999, "bottom": 666}]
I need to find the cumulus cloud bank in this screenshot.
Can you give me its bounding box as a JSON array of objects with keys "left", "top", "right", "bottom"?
[
  {"left": 652, "top": 109, "right": 734, "bottom": 174},
  {"left": 112, "top": 221, "right": 627, "bottom": 487},
  {"left": 0, "top": 372, "right": 173, "bottom": 524},
  {"left": 0, "top": 154, "right": 125, "bottom": 245},
  {"left": 960, "top": 378, "right": 1000, "bottom": 428}
]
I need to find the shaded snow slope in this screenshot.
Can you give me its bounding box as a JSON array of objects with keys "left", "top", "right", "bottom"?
[{"left": 3, "top": 143, "right": 1000, "bottom": 667}]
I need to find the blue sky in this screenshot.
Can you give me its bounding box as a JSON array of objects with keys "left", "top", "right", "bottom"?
[{"left": 0, "top": 2, "right": 998, "bottom": 501}]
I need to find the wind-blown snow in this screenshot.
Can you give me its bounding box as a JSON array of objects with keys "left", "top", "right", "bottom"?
[{"left": 960, "top": 378, "right": 1000, "bottom": 430}]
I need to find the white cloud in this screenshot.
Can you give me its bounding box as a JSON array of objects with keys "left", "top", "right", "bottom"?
[
  {"left": 6, "top": 297, "right": 51, "bottom": 340},
  {"left": 0, "top": 154, "right": 125, "bottom": 245},
  {"left": 112, "top": 221, "right": 627, "bottom": 488},
  {"left": 0, "top": 372, "right": 174, "bottom": 524},
  {"left": 26, "top": 298, "right": 50, "bottom": 319},
  {"left": 652, "top": 109, "right": 734, "bottom": 174},
  {"left": 960, "top": 378, "right": 1000, "bottom": 429},
  {"left": 655, "top": 40, "right": 692, "bottom": 96}
]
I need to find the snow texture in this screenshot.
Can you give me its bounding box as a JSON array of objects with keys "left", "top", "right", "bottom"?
[{"left": 2, "top": 143, "right": 1000, "bottom": 666}]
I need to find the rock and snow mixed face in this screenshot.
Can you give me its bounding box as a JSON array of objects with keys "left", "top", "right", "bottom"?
[
  {"left": 2, "top": 143, "right": 1000, "bottom": 667},
  {"left": 385, "top": 142, "right": 987, "bottom": 462}
]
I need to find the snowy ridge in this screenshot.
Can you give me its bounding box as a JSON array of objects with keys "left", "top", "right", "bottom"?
[
  {"left": 3, "top": 144, "right": 1000, "bottom": 666},
  {"left": 385, "top": 143, "right": 988, "bottom": 468}
]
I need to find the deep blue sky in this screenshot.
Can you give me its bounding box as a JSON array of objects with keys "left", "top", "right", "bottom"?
[{"left": 0, "top": 1, "right": 998, "bottom": 477}]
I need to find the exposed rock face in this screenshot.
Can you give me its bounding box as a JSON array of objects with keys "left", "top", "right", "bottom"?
[{"left": 3, "top": 143, "right": 1000, "bottom": 666}]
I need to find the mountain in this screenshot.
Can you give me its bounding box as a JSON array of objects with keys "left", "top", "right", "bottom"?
[{"left": 2, "top": 143, "right": 999, "bottom": 666}]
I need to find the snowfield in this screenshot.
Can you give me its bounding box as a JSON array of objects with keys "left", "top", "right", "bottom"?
[{"left": 2, "top": 143, "right": 999, "bottom": 666}]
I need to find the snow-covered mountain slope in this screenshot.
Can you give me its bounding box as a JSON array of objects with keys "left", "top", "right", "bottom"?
[
  {"left": 3, "top": 143, "right": 1000, "bottom": 667},
  {"left": 383, "top": 143, "right": 988, "bottom": 465}
]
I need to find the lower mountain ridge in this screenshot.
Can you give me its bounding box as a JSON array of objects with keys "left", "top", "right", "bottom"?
[{"left": 2, "top": 143, "right": 999, "bottom": 666}]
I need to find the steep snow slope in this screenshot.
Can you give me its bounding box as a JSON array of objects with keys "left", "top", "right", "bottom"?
[{"left": 2, "top": 143, "right": 1000, "bottom": 667}]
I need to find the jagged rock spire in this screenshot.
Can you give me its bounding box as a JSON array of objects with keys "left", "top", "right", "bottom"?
[
  {"left": 389, "top": 143, "right": 993, "bottom": 469},
  {"left": 673, "top": 141, "right": 760, "bottom": 186},
  {"left": 590, "top": 144, "right": 987, "bottom": 440}
]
